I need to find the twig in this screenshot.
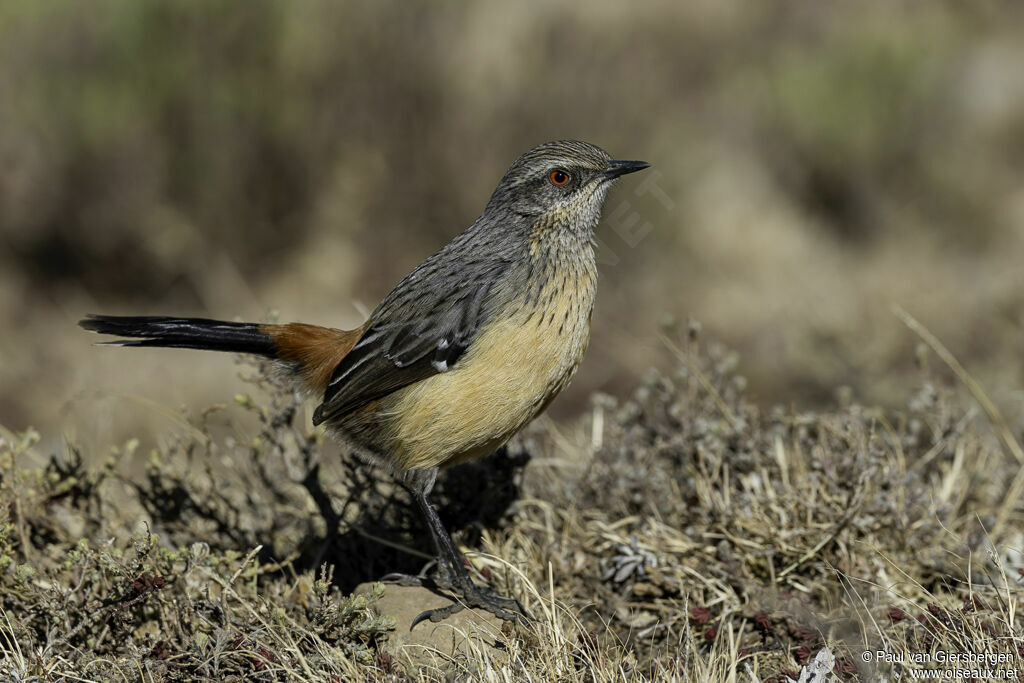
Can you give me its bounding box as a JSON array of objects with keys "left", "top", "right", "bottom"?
[
  {"left": 349, "top": 525, "right": 432, "bottom": 560},
  {"left": 228, "top": 545, "right": 264, "bottom": 587},
  {"left": 657, "top": 331, "right": 742, "bottom": 431},
  {"left": 301, "top": 464, "right": 342, "bottom": 568},
  {"left": 893, "top": 306, "right": 1024, "bottom": 537},
  {"left": 214, "top": 545, "right": 264, "bottom": 617},
  {"left": 777, "top": 471, "right": 869, "bottom": 580}
]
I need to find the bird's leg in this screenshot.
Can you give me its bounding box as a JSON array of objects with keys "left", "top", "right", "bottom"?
[{"left": 382, "top": 467, "right": 531, "bottom": 628}]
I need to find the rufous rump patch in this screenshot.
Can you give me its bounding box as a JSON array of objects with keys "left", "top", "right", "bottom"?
[{"left": 263, "top": 322, "right": 365, "bottom": 394}]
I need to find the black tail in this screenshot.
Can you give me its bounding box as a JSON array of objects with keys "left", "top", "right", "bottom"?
[{"left": 79, "top": 315, "right": 275, "bottom": 356}]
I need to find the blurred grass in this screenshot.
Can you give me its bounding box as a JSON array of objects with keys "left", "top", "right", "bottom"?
[{"left": 1, "top": 1, "right": 1023, "bottom": 442}]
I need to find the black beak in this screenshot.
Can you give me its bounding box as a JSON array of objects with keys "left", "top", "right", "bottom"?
[{"left": 603, "top": 159, "right": 651, "bottom": 179}]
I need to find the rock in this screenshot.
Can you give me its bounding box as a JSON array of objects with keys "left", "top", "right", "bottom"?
[{"left": 356, "top": 582, "right": 510, "bottom": 670}]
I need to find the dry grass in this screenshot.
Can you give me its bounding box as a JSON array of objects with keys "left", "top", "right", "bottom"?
[{"left": 2, "top": 324, "right": 1022, "bottom": 681}]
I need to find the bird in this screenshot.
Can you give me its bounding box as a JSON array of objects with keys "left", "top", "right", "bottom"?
[{"left": 79, "top": 140, "right": 650, "bottom": 627}]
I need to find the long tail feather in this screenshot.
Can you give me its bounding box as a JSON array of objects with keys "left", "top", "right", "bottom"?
[
  {"left": 79, "top": 315, "right": 276, "bottom": 356},
  {"left": 79, "top": 314, "right": 363, "bottom": 394}
]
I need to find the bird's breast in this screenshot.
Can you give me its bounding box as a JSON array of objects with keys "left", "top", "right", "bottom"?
[{"left": 385, "top": 262, "right": 597, "bottom": 470}]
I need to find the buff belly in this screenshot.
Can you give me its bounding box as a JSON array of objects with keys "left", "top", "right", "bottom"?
[{"left": 380, "top": 287, "right": 593, "bottom": 471}]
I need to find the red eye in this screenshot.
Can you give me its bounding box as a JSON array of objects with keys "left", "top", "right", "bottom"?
[{"left": 549, "top": 170, "right": 570, "bottom": 186}]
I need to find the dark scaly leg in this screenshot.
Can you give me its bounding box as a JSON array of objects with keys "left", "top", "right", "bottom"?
[{"left": 382, "top": 467, "right": 531, "bottom": 629}]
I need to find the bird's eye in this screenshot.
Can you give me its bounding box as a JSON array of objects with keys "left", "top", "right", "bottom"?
[{"left": 549, "top": 169, "right": 570, "bottom": 186}]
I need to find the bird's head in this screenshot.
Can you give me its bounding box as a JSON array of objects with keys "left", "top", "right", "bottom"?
[{"left": 486, "top": 140, "right": 649, "bottom": 240}]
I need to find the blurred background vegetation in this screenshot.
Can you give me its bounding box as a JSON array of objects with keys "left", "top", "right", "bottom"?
[{"left": 1, "top": 0, "right": 1022, "bottom": 448}]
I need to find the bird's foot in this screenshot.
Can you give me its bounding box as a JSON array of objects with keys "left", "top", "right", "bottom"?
[{"left": 381, "top": 572, "right": 532, "bottom": 629}]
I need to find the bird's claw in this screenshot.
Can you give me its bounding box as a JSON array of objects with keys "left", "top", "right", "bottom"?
[{"left": 382, "top": 572, "right": 531, "bottom": 629}]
